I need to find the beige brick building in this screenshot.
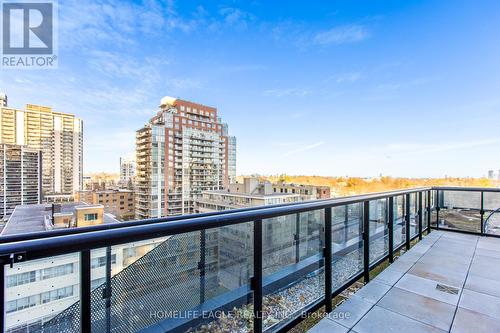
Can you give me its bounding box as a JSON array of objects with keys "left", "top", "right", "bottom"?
[{"left": 75, "top": 189, "right": 135, "bottom": 221}]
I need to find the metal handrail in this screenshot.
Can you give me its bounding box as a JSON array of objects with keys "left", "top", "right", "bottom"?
[
  {"left": 0, "top": 187, "right": 430, "bottom": 244},
  {"left": 484, "top": 207, "right": 500, "bottom": 233},
  {"left": 1, "top": 186, "right": 498, "bottom": 333},
  {"left": 0, "top": 187, "right": 430, "bottom": 260}
]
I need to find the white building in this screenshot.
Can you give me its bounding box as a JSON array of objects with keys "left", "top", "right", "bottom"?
[
  {"left": 0, "top": 100, "right": 83, "bottom": 198},
  {"left": 2, "top": 204, "right": 166, "bottom": 332},
  {"left": 119, "top": 154, "right": 136, "bottom": 187}
]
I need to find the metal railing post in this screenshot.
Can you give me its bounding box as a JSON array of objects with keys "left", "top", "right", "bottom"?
[
  {"left": 80, "top": 250, "right": 91, "bottom": 333},
  {"left": 363, "top": 201, "right": 370, "bottom": 283},
  {"left": 480, "top": 191, "right": 485, "bottom": 236},
  {"left": 405, "top": 194, "right": 411, "bottom": 250},
  {"left": 105, "top": 246, "right": 112, "bottom": 333},
  {"left": 427, "top": 190, "right": 431, "bottom": 233},
  {"left": 436, "top": 190, "right": 440, "bottom": 230},
  {"left": 0, "top": 263, "right": 4, "bottom": 333},
  {"left": 344, "top": 206, "right": 349, "bottom": 242},
  {"left": 418, "top": 192, "right": 423, "bottom": 240},
  {"left": 295, "top": 213, "right": 300, "bottom": 263},
  {"left": 199, "top": 230, "right": 206, "bottom": 304},
  {"left": 388, "top": 197, "right": 394, "bottom": 263},
  {"left": 253, "top": 220, "right": 263, "bottom": 333},
  {"left": 324, "top": 208, "right": 333, "bottom": 312}
]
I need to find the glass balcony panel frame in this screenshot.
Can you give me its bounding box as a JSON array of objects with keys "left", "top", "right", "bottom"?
[
  {"left": 484, "top": 192, "right": 500, "bottom": 236},
  {"left": 261, "top": 209, "right": 325, "bottom": 332},
  {"left": 331, "top": 203, "right": 364, "bottom": 291},
  {"left": 438, "top": 190, "right": 481, "bottom": 233}
]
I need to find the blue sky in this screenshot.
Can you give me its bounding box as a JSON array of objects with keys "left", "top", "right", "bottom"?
[{"left": 1, "top": 0, "right": 500, "bottom": 177}]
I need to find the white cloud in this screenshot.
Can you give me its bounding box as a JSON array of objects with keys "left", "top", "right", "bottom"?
[
  {"left": 313, "top": 24, "right": 369, "bottom": 45},
  {"left": 335, "top": 72, "right": 362, "bottom": 83},
  {"left": 219, "top": 7, "right": 254, "bottom": 29},
  {"left": 283, "top": 142, "right": 325, "bottom": 157}
]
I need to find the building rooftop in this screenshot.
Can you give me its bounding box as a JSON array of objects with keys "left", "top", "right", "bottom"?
[
  {"left": 203, "top": 189, "right": 301, "bottom": 199},
  {"left": 309, "top": 230, "right": 500, "bottom": 333},
  {"left": 0, "top": 202, "right": 119, "bottom": 236}
]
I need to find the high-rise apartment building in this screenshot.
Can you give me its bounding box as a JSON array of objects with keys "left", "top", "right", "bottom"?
[
  {"left": 119, "top": 155, "right": 136, "bottom": 187},
  {"left": 0, "top": 92, "right": 7, "bottom": 107},
  {"left": 228, "top": 136, "right": 237, "bottom": 183},
  {"left": 0, "top": 144, "right": 42, "bottom": 219},
  {"left": 0, "top": 99, "right": 83, "bottom": 198},
  {"left": 136, "top": 96, "right": 235, "bottom": 219}
]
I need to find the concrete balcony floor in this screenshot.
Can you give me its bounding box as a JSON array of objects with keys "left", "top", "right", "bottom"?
[{"left": 309, "top": 230, "right": 500, "bottom": 333}]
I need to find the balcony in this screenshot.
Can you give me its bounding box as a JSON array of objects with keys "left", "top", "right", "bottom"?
[
  {"left": 0, "top": 187, "right": 499, "bottom": 333},
  {"left": 309, "top": 230, "right": 500, "bottom": 333}
]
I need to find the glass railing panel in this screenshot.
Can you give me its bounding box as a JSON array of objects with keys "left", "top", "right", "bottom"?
[
  {"left": 188, "top": 223, "right": 254, "bottom": 333},
  {"left": 332, "top": 203, "right": 363, "bottom": 290},
  {"left": 438, "top": 190, "right": 481, "bottom": 233},
  {"left": 409, "top": 193, "right": 418, "bottom": 238},
  {"left": 262, "top": 214, "right": 296, "bottom": 277},
  {"left": 5, "top": 253, "right": 81, "bottom": 333},
  {"left": 484, "top": 192, "right": 500, "bottom": 235},
  {"left": 298, "top": 211, "right": 323, "bottom": 261},
  {"left": 262, "top": 210, "right": 324, "bottom": 331},
  {"left": 87, "top": 236, "right": 176, "bottom": 333},
  {"left": 106, "top": 229, "right": 252, "bottom": 333},
  {"left": 37, "top": 229, "right": 254, "bottom": 333},
  {"left": 369, "top": 199, "right": 388, "bottom": 264},
  {"left": 431, "top": 190, "right": 438, "bottom": 227},
  {"left": 422, "top": 191, "right": 429, "bottom": 231},
  {"left": 394, "top": 195, "right": 406, "bottom": 248}
]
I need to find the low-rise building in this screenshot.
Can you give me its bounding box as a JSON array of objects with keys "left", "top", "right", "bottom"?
[
  {"left": 1, "top": 203, "right": 189, "bottom": 333},
  {"left": 196, "top": 177, "right": 300, "bottom": 213},
  {"left": 195, "top": 178, "right": 323, "bottom": 290},
  {"left": 75, "top": 189, "right": 135, "bottom": 221},
  {"left": 271, "top": 182, "right": 331, "bottom": 200}
]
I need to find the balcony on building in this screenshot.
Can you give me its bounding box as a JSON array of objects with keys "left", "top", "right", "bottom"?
[{"left": 1, "top": 187, "right": 500, "bottom": 333}]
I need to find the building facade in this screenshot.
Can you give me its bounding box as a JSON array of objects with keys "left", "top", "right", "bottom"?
[
  {"left": 135, "top": 96, "right": 235, "bottom": 219},
  {"left": 0, "top": 144, "right": 42, "bottom": 220},
  {"left": 119, "top": 155, "right": 136, "bottom": 188},
  {"left": 196, "top": 177, "right": 301, "bottom": 212},
  {"left": 0, "top": 99, "right": 83, "bottom": 198},
  {"left": 227, "top": 136, "right": 237, "bottom": 184},
  {"left": 2, "top": 203, "right": 215, "bottom": 333},
  {"left": 271, "top": 182, "right": 331, "bottom": 201},
  {"left": 0, "top": 92, "right": 7, "bottom": 107},
  {"left": 75, "top": 189, "right": 135, "bottom": 221},
  {"left": 195, "top": 178, "right": 323, "bottom": 290}
]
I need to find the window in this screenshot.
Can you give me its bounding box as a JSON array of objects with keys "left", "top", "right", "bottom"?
[
  {"left": 91, "top": 254, "right": 116, "bottom": 268},
  {"left": 84, "top": 213, "right": 98, "bottom": 221},
  {"left": 7, "top": 270, "right": 36, "bottom": 287},
  {"left": 41, "top": 263, "right": 74, "bottom": 280},
  {"left": 123, "top": 247, "right": 137, "bottom": 259},
  {"left": 6, "top": 295, "right": 39, "bottom": 313},
  {"left": 41, "top": 286, "right": 74, "bottom": 304},
  {"left": 91, "top": 277, "right": 106, "bottom": 289},
  {"left": 7, "top": 285, "right": 75, "bottom": 313}
]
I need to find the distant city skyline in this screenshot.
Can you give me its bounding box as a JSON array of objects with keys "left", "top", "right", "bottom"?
[{"left": 1, "top": 0, "right": 500, "bottom": 178}]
